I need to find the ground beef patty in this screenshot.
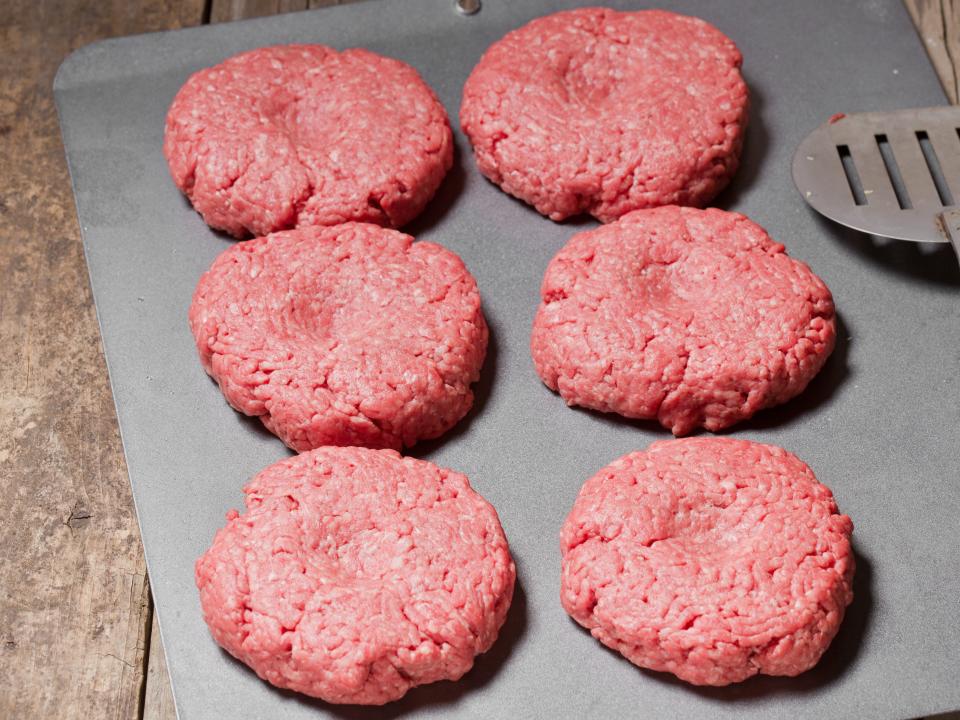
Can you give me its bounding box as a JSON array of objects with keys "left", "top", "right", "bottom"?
[
  {"left": 189, "top": 223, "right": 487, "bottom": 451},
  {"left": 561, "top": 438, "right": 854, "bottom": 686},
  {"left": 165, "top": 45, "right": 452, "bottom": 237},
  {"left": 460, "top": 8, "right": 747, "bottom": 222},
  {"left": 197, "top": 447, "right": 515, "bottom": 704},
  {"left": 531, "top": 206, "right": 836, "bottom": 434}
]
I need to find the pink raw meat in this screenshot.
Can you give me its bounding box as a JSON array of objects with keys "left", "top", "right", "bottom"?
[
  {"left": 561, "top": 437, "right": 854, "bottom": 686},
  {"left": 165, "top": 45, "right": 452, "bottom": 237},
  {"left": 197, "top": 447, "right": 515, "bottom": 704},
  {"left": 460, "top": 8, "right": 748, "bottom": 222},
  {"left": 189, "top": 223, "right": 487, "bottom": 451},
  {"left": 531, "top": 206, "right": 836, "bottom": 434}
]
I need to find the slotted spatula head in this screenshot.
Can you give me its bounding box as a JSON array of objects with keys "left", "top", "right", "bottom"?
[{"left": 792, "top": 106, "right": 960, "bottom": 256}]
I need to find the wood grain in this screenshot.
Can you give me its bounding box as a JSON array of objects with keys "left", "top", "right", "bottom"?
[
  {"left": 905, "top": 0, "right": 960, "bottom": 103},
  {"left": 0, "top": 2, "right": 203, "bottom": 719},
  {"left": 210, "top": 0, "right": 363, "bottom": 22},
  {"left": 211, "top": 0, "right": 308, "bottom": 23},
  {"left": 142, "top": 614, "right": 176, "bottom": 720}
]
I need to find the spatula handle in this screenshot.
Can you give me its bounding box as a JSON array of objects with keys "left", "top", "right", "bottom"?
[{"left": 937, "top": 209, "right": 960, "bottom": 262}]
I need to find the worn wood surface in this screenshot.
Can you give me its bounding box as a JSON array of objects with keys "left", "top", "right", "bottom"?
[
  {"left": 905, "top": 0, "right": 960, "bottom": 103},
  {"left": 0, "top": 3, "right": 204, "bottom": 720},
  {"left": 211, "top": 0, "right": 361, "bottom": 23},
  {"left": 142, "top": 615, "right": 176, "bottom": 720},
  {"left": 0, "top": 1, "right": 956, "bottom": 719}
]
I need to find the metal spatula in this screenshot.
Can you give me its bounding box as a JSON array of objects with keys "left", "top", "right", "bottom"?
[{"left": 792, "top": 106, "right": 960, "bottom": 258}]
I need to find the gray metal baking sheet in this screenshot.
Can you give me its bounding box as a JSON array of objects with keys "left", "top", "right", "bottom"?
[{"left": 54, "top": 1, "right": 960, "bottom": 718}]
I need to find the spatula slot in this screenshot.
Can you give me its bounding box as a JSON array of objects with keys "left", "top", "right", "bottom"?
[
  {"left": 836, "top": 144, "right": 867, "bottom": 206},
  {"left": 875, "top": 134, "right": 912, "bottom": 209},
  {"left": 915, "top": 131, "right": 955, "bottom": 207}
]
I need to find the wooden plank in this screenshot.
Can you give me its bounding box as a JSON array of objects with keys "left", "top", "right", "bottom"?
[
  {"left": 309, "top": 0, "right": 369, "bottom": 7},
  {"left": 143, "top": 613, "right": 176, "bottom": 720},
  {"left": 0, "top": 3, "right": 203, "bottom": 720},
  {"left": 904, "top": 0, "right": 960, "bottom": 103},
  {"left": 211, "top": 0, "right": 308, "bottom": 22},
  {"left": 946, "top": 1, "right": 960, "bottom": 102},
  {"left": 208, "top": 0, "right": 366, "bottom": 21}
]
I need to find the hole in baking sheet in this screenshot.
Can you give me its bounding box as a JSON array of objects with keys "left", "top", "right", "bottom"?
[
  {"left": 456, "top": 0, "right": 481, "bottom": 14},
  {"left": 875, "top": 134, "right": 912, "bottom": 209},
  {"left": 837, "top": 145, "right": 867, "bottom": 206},
  {"left": 916, "top": 130, "right": 955, "bottom": 207}
]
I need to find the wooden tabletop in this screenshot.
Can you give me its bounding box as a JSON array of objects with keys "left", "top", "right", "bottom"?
[{"left": 0, "top": 1, "right": 956, "bottom": 718}]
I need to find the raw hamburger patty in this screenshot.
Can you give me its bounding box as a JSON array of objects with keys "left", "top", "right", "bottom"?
[
  {"left": 460, "top": 8, "right": 748, "bottom": 222},
  {"left": 189, "top": 223, "right": 487, "bottom": 451},
  {"left": 164, "top": 45, "right": 453, "bottom": 237},
  {"left": 531, "top": 206, "right": 836, "bottom": 434},
  {"left": 196, "top": 447, "right": 516, "bottom": 704},
  {"left": 560, "top": 438, "right": 854, "bottom": 686}
]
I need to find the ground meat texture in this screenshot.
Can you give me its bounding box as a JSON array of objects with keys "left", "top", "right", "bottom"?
[
  {"left": 196, "top": 447, "right": 516, "bottom": 704},
  {"left": 188, "top": 223, "right": 487, "bottom": 451},
  {"left": 561, "top": 438, "right": 854, "bottom": 686},
  {"left": 531, "top": 206, "right": 836, "bottom": 435},
  {"left": 164, "top": 45, "right": 453, "bottom": 238},
  {"left": 460, "top": 8, "right": 748, "bottom": 223}
]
